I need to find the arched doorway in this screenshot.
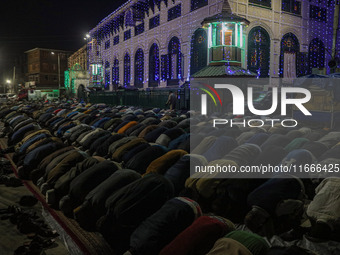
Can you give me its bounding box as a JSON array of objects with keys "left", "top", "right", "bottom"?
[
  {"left": 112, "top": 58, "right": 119, "bottom": 90},
  {"left": 308, "top": 38, "right": 325, "bottom": 73},
  {"left": 190, "top": 28, "right": 207, "bottom": 76},
  {"left": 168, "top": 36, "right": 182, "bottom": 83},
  {"left": 77, "top": 84, "right": 86, "bottom": 101},
  {"left": 104, "top": 61, "right": 110, "bottom": 90},
  {"left": 247, "top": 26, "right": 270, "bottom": 77},
  {"left": 279, "top": 33, "right": 300, "bottom": 81}
]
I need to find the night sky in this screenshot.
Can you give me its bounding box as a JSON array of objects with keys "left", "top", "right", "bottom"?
[{"left": 0, "top": 0, "right": 126, "bottom": 81}]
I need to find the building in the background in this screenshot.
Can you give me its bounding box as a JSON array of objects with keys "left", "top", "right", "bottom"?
[
  {"left": 87, "top": 38, "right": 104, "bottom": 89},
  {"left": 66, "top": 45, "right": 90, "bottom": 98},
  {"left": 87, "top": 0, "right": 339, "bottom": 90},
  {"left": 68, "top": 45, "right": 88, "bottom": 71},
  {"left": 25, "top": 48, "right": 72, "bottom": 90}
]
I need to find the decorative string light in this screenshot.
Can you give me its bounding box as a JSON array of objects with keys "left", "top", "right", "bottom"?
[
  {"left": 105, "top": 61, "right": 110, "bottom": 90},
  {"left": 248, "top": 27, "right": 270, "bottom": 78},
  {"left": 112, "top": 59, "right": 119, "bottom": 87},
  {"left": 190, "top": 28, "right": 207, "bottom": 76},
  {"left": 86, "top": 0, "right": 337, "bottom": 90}
]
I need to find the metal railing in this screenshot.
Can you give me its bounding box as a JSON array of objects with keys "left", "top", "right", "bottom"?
[{"left": 88, "top": 88, "right": 189, "bottom": 110}]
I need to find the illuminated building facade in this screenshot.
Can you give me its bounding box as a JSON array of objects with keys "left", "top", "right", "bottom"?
[{"left": 87, "top": 0, "right": 338, "bottom": 90}]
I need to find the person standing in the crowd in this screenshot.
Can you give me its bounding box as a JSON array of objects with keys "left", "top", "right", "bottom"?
[{"left": 166, "top": 91, "right": 177, "bottom": 110}]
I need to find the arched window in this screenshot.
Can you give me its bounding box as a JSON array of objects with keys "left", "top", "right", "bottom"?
[
  {"left": 134, "top": 49, "right": 144, "bottom": 88},
  {"left": 124, "top": 53, "right": 131, "bottom": 86},
  {"left": 308, "top": 38, "right": 325, "bottom": 73},
  {"left": 149, "top": 43, "right": 160, "bottom": 87},
  {"left": 247, "top": 26, "right": 270, "bottom": 78},
  {"left": 190, "top": 28, "right": 207, "bottom": 76},
  {"left": 104, "top": 61, "right": 110, "bottom": 90},
  {"left": 279, "top": 33, "right": 300, "bottom": 79},
  {"left": 112, "top": 58, "right": 119, "bottom": 87},
  {"left": 168, "top": 36, "right": 182, "bottom": 82}
]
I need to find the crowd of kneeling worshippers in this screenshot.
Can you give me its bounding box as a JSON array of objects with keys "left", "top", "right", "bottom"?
[{"left": 0, "top": 100, "right": 340, "bottom": 255}]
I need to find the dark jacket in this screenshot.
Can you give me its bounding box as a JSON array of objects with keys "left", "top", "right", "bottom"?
[
  {"left": 129, "top": 197, "right": 201, "bottom": 255},
  {"left": 74, "top": 169, "right": 141, "bottom": 231}
]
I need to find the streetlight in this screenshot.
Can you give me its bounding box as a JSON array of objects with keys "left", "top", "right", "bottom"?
[
  {"left": 51, "top": 52, "right": 61, "bottom": 92},
  {"left": 6, "top": 80, "right": 11, "bottom": 94},
  {"left": 83, "top": 33, "right": 90, "bottom": 41}
]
